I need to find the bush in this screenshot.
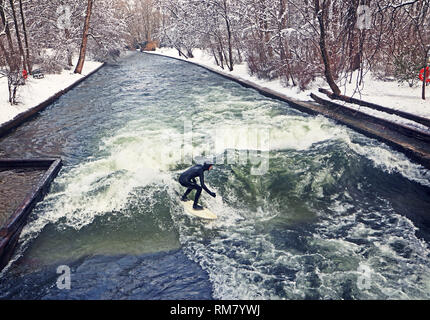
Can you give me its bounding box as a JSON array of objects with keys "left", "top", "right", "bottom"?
[
  {"left": 32, "top": 49, "right": 68, "bottom": 74},
  {"left": 394, "top": 48, "right": 424, "bottom": 87}
]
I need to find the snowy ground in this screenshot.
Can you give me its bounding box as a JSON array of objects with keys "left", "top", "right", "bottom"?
[
  {"left": 0, "top": 59, "right": 103, "bottom": 127},
  {"left": 149, "top": 48, "right": 430, "bottom": 133}
]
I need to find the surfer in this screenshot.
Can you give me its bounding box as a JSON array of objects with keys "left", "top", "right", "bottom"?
[{"left": 179, "top": 162, "right": 216, "bottom": 210}]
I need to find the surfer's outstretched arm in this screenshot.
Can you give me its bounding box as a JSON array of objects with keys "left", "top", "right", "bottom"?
[{"left": 199, "top": 173, "right": 216, "bottom": 197}]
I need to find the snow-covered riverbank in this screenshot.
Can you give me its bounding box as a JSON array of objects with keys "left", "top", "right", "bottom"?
[
  {"left": 149, "top": 48, "right": 430, "bottom": 132},
  {"left": 0, "top": 60, "right": 103, "bottom": 127}
]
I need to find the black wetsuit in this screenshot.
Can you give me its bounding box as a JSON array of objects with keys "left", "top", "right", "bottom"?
[{"left": 179, "top": 163, "right": 215, "bottom": 208}]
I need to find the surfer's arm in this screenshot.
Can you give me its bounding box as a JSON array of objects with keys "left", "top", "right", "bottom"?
[{"left": 199, "top": 173, "right": 216, "bottom": 197}]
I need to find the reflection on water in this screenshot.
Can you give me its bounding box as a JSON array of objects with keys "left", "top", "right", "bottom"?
[{"left": 1, "top": 250, "right": 212, "bottom": 300}]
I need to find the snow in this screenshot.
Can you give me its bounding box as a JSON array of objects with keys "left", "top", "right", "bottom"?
[
  {"left": 337, "top": 72, "right": 430, "bottom": 119},
  {"left": 0, "top": 59, "right": 103, "bottom": 126},
  {"left": 148, "top": 47, "right": 430, "bottom": 133}
]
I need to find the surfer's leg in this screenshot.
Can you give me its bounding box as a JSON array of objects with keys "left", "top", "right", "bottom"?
[
  {"left": 180, "top": 178, "right": 195, "bottom": 201},
  {"left": 181, "top": 187, "right": 193, "bottom": 201},
  {"left": 193, "top": 185, "right": 203, "bottom": 209}
]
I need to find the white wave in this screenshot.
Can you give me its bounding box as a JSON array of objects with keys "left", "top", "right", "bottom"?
[{"left": 344, "top": 134, "right": 430, "bottom": 187}]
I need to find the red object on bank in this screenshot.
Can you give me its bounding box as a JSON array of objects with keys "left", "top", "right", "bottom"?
[
  {"left": 419, "top": 66, "right": 430, "bottom": 83},
  {"left": 22, "top": 69, "right": 28, "bottom": 80}
]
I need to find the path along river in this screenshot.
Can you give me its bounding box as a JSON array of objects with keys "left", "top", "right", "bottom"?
[{"left": 1, "top": 53, "right": 430, "bottom": 299}]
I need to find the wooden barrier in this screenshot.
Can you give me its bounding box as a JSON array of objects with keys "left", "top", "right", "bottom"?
[
  {"left": 318, "top": 88, "right": 430, "bottom": 128},
  {"left": 310, "top": 93, "right": 430, "bottom": 143},
  {"left": 0, "top": 158, "right": 62, "bottom": 271}
]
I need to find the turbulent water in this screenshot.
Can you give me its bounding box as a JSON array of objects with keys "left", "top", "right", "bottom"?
[{"left": 1, "top": 52, "right": 430, "bottom": 299}]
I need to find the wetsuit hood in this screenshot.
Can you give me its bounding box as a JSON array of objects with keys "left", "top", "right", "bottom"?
[{"left": 203, "top": 162, "right": 213, "bottom": 171}]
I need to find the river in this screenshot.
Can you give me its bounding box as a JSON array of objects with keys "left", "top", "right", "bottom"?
[{"left": 1, "top": 52, "right": 430, "bottom": 299}]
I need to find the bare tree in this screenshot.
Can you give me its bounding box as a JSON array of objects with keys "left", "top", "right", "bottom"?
[
  {"left": 409, "top": 0, "right": 430, "bottom": 100},
  {"left": 8, "top": 0, "right": 27, "bottom": 71},
  {"left": 18, "top": 0, "right": 31, "bottom": 73},
  {"left": 314, "top": 0, "right": 341, "bottom": 95},
  {"left": 74, "top": 0, "right": 93, "bottom": 74},
  {"left": 1, "top": 0, "right": 23, "bottom": 104}
]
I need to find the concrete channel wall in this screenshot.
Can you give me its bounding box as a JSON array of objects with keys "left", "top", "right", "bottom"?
[{"left": 0, "top": 159, "right": 62, "bottom": 271}]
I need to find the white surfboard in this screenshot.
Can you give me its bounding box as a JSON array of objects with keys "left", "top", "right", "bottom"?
[{"left": 182, "top": 200, "right": 217, "bottom": 220}]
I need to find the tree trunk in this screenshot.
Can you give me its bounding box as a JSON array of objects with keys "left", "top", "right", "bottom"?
[
  {"left": 422, "top": 46, "right": 429, "bottom": 100},
  {"left": 68, "top": 51, "right": 74, "bottom": 67},
  {"left": 65, "top": 29, "right": 74, "bottom": 67},
  {"left": 18, "top": 0, "right": 31, "bottom": 73},
  {"left": 175, "top": 46, "right": 187, "bottom": 59},
  {"left": 212, "top": 47, "right": 220, "bottom": 66},
  {"left": 0, "top": 39, "right": 13, "bottom": 67},
  {"left": 315, "top": 0, "right": 341, "bottom": 96},
  {"left": 236, "top": 47, "right": 242, "bottom": 64},
  {"left": 0, "top": 1, "right": 15, "bottom": 56},
  {"left": 186, "top": 48, "right": 194, "bottom": 58},
  {"left": 1, "top": 2, "right": 19, "bottom": 105},
  {"left": 422, "top": 62, "right": 427, "bottom": 101},
  {"left": 0, "top": 39, "right": 15, "bottom": 104},
  {"left": 74, "top": 0, "right": 94, "bottom": 74},
  {"left": 223, "top": 0, "right": 234, "bottom": 71},
  {"left": 278, "top": 0, "right": 296, "bottom": 86},
  {"left": 217, "top": 45, "right": 224, "bottom": 69},
  {"left": 8, "top": 0, "right": 27, "bottom": 71},
  {"left": 278, "top": 0, "right": 287, "bottom": 62}
]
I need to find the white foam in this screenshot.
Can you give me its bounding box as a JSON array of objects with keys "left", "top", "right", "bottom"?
[{"left": 344, "top": 134, "right": 430, "bottom": 187}]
